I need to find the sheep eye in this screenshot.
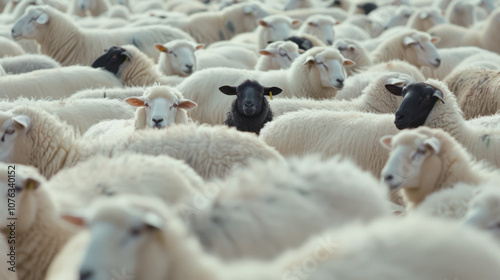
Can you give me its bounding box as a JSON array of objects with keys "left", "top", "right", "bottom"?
[
  {"left": 173, "top": 103, "right": 178, "bottom": 108},
  {"left": 5, "top": 129, "right": 14, "bottom": 135},
  {"left": 130, "top": 227, "right": 142, "bottom": 237},
  {"left": 425, "top": 96, "right": 431, "bottom": 101},
  {"left": 417, "top": 148, "right": 426, "bottom": 155},
  {"left": 144, "top": 103, "right": 149, "bottom": 108},
  {"left": 318, "top": 62, "right": 328, "bottom": 70}
]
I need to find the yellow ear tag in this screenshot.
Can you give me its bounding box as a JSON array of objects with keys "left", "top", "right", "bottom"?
[
  {"left": 27, "top": 181, "right": 36, "bottom": 190},
  {"left": 269, "top": 91, "right": 273, "bottom": 100},
  {"left": 125, "top": 57, "right": 129, "bottom": 61}
]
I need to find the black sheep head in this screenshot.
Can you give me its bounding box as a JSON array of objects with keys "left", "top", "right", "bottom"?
[
  {"left": 91, "top": 46, "right": 131, "bottom": 75},
  {"left": 219, "top": 80, "right": 282, "bottom": 117}
]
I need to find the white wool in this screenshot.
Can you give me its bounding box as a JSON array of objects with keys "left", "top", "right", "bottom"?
[
  {"left": 406, "top": 6, "right": 445, "bottom": 31},
  {"left": 0, "top": 54, "right": 60, "bottom": 74},
  {"left": 0, "top": 37, "right": 24, "bottom": 58},
  {"left": 298, "top": 14, "right": 337, "bottom": 45},
  {"left": 256, "top": 14, "right": 298, "bottom": 49},
  {"left": 68, "top": 86, "right": 146, "bottom": 100},
  {"left": 463, "top": 182, "right": 500, "bottom": 243}
]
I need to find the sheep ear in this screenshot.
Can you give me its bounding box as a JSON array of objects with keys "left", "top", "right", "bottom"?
[
  {"left": 430, "top": 36, "right": 440, "bottom": 44},
  {"left": 432, "top": 89, "right": 445, "bottom": 104},
  {"left": 423, "top": 137, "right": 441, "bottom": 154},
  {"left": 219, "top": 86, "right": 238, "bottom": 95},
  {"left": 258, "top": 20, "right": 269, "bottom": 27},
  {"left": 125, "top": 97, "right": 146, "bottom": 107},
  {"left": 308, "top": 21, "right": 319, "bottom": 27},
  {"left": 298, "top": 49, "right": 305, "bottom": 53},
  {"left": 419, "top": 12, "right": 428, "bottom": 19},
  {"left": 291, "top": 19, "right": 302, "bottom": 27},
  {"left": 348, "top": 45, "right": 356, "bottom": 52},
  {"left": 121, "top": 51, "right": 132, "bottom": 61},
  {"left": 195, "top": 44, "right": 205, "bottom": 50},
  {"left": 403, "top": 36, "right": 417, "bottom": 46},
  {"left": 259, "top": 49, "right": 274, "bottom": 55},
  {"left": 385, "top": 84, "right": 404, "bottom": 96},
  {"left": 343, "top": 59, "right": 356, "bottom": 66},
  {"left": 264, "top": 86, "right": 283, "bottom": 96},
  {"left": 144, "top": 212, "right": 164, "bottom": 230},
  {"left": 243, "top": 4, "right": 256, "bottom": 14},
  {"left": 386, "top": 77, "right": 407, "bottom": 87},
  {"left": 12, "top": 115, "right": 31, "bottom": 130},
  {"left": 379, "top": 135, "right": 393, "bottom": 150},
  {"left": 22, "top": 177, "right": 40, "bottom": 191},
  {"left": 155, "top": 44, "right": 168, "bottom": 53},
  {"left": 178, "top": 99, "right": 198, "bottom": 110},
  {"left": 36, "top": 13, "right": 49, "bottom": 25},
  {"left": 303, "top": 55, "right": 315, "bottom": 65}
]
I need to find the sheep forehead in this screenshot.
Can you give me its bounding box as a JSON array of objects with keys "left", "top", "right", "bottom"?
[
  {"left": 145, "top": 86, "right": 179, "bottom": 101},
  {"left": 165, "top": 40, "right": 195, "bottom": 51},
  {"left": 263, "top": 15, "right": 292, "bottom": 24},
  {"left": 319, "top": 49, "right": 343, "bottom": 61},
  {"left": 391, "top": 131, "right": 429, "bottom": 150},
  {"left": 89, "top": 201, "right": 146, "bottom": 230}
]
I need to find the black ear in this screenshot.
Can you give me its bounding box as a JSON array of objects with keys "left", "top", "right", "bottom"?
[
  {"left": 219, "top": 86, "right": 238, "bottom": 95},
  {"left": 432, "top": 89, "right": 445, "bottom": 104},
  {"left": 385, "top": 84, "right": 404, "bottom": 96},
  {"left": 264, "top": 87, "right": 282, "bottom": 96}
]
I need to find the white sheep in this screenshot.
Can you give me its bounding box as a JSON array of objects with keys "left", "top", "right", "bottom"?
[
  {"left": 334, "top": 21, "right": 371, "bottom": 41},
  {"left": 176, "top": 46, "right": 355, "bottom": 125},
  {"left": 155, "top": 39, "right": 258, "bottom": 77},
  {"left": 68, "top": 0, "right": 111, "bottom": 17},
  {"left": 406, "top": 6, "right": 445, "bottom": 31},
  {"left": 420, "top": 47, "right": 500, "bottom": 80},
  {"left": 380, "top": 126, "right": 500, "bottom": 213},
  {"left": 428, "top": 8, "right": 500, "bottom": 53},
  {"left": 444, "top": 67, "right": 500, "bottom": 119},
  {"left": 463, "top": 182, "right": 500, "bottom": 242},
  {"left": 92, "top": 45, "right": 184, "bottom": 87},
  {"left": 0, "top": 98, "right": 134, "bottom": 133},
  {"left": 255, "top": 40, "right": 303, "bottom": 71},
  {"left": 0, "top": 106, "right": 282, "bottom": 179},
  {"left": 0, "top": 37, "right": 24, "bottom": 58},
  {"left": 256, "top": 14, "right": 301, "bottom": 49},
  {"left": 371, "top": 30, "right": 442, "bottom": 68},
  {"left": 0, "top": 66, "right": 122, "bottom": 99},
  {"left": 12, "top": 5, "right": 194, "bottom": 65},
  {"left": 280, "top": 7, "right": 348, "bottom": 22},
  {"left": 82, "top": 85, "right": 197, "bottom": 140},
  {"left": 185, "top": 155, "right": 392, "bottom": 260},
  {"left": 0, "top": 163, "right": 80, "bottom": 280},
  {"left": 0, "top": 54, "right": 60, "bottom": 74},
  {"left": 343, "top": 14, "right": 385, "bottom": 38},
  {"left": 283, "top": 0, "right": 314, "bottom": 10},
  {"left": 68, "top": 86, "right": 146, "bottom": 100},
  {"left": 298, "top": 14, "right": 338, "bottom": 45},
  {"left": 270, "top": 72, "right": 414, "bottom": 118},
  {"left": 445, "top": 0, "right": 485, "bottom": 27},
  {"left": 334, "top": 38, "right": 372, "bottom": 75},
  {"left": 415, "top": 182, "right": 475, "bottom": 220},
  {"left": 387, "top": 79, "right": 500, "bottom": 169}
]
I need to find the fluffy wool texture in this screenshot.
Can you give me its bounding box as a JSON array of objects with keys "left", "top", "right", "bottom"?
[
  {"left": 428, "top": 8, "right": 500, "bottom": 53},
  {"left": 334, "top": 22, "right": 371, "bottom": 42},
  {"left": 176, "top": 47, "right": 352, "bottom": 124},
  {"left": 68, "top": 0, "right": 111, "bottom": 17},
  {"left": 47, "top": 153, "right": 203, "bottom": 215},
  {"left": 334, "top": 38, "right": 372, "bottom": 76},
  {"left": 0, "top": 37, "right": 24, "bottom": 58},
  {"left": 444, "top": 67, "right": 500, "bottom": 119},
  {"left": 0, "top": 54, "right": 60, "bottom": 74},
  {"left": 463, "top": 182, "right": 500, "bottom": 242},
  {"left": 68, "top": 86, "right": 146, "bottom": 100},
  {"left": 415, "top": 182, "right": 475, "bottom": 220},
  {"left": 445, "top": 0, "right": 483, "bottom": 28},
  {"left": 1, "top": 106, "right": 282, "bottom": 179},
  {"left": 0, "top": 66, "right": 122, "bottom": 99},
  {"left": 298, "top": 14, "right": 337, "bottom": 45},
  {"left": 337, "top": 60, "right": 425, "bottom": 100},
  {"left": 420, "top": 47, "right": 500, "bottom": 80},
  {"left": 0, "top": 163, "right": 80, "bottom": 280},
  {"left": 412, "top": 79, "right": 500, "bottom": 169},
  {"left": 12, "top": 5, "right": 194, "bottom": 66},
  {"left": 280, "top": 7, "right": 348, "bottom": 22},
  {"left": 406, "top": 7, "right": 445, "bottom": 31},
  {"left": 185, "top": 156, "right": 391, "bottom": 261},
  {"left": 382, "top": 127, "right": 499, "bottom": 210},
  {"left": 255, "top": 40, "right": 301, "bottom": 71},
  {"left": 0, "top": 98, "right": 134, "bottom": 133},
  {"left": 270, "top": 72, "right": 413, "bottom": 118}
]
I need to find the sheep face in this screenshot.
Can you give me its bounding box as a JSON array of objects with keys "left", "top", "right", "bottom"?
[
  {"left": 259, "top": 16, "right": 299, "bottom": 45},
  {"left": 78, "top": 198, "right": 167, "bottom": 280},
  {"left": 302, "top": 17, "right": 336, "bottom": 45},
  {"left": 91, "top": 46, "right": 130, "bottom": 76},
  {"left": 335, "top": 40, "right": 358, "bottom": 62},
  {"left": 11, "top": 7, "right": 49, "bottom": 40},
  {"left": 125, "top": 87, "right": 197, "bottom": 129},
  {"left": 463, "top": 188, "right": 500, "bottom": 241},
  {"left": 386, "top": 82, "right": 444, "bottom": 130},
  {"left": 230, "top": 2, "right": 270, "bottom": 32},
  {"left": 259, "top": 41, "right": 302, "bottom": 69},
  {"left": 0, "top": 111, "right": 30, "bottom": 164},
  {"left": 403, "top": 33, "right": 441, "bottom": 68},
  {"left": 156, "top": 42, "right": 203, "bottom": 76},
  {"left": 380, "top": 130, "right": 442, "bottom": 192},
  {"left": 219, "top": 80, "right": 282, "bottom": 117},
  {"left": 304, "top": 50, "right": 355, "bottom": 90}
]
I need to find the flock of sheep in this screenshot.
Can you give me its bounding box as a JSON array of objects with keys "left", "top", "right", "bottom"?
[{"left": 1, "top": 0, "right": 500, "bottom": 279}]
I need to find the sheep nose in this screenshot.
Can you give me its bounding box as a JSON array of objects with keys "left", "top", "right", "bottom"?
[
  {"left": 186, "top": 64, "right": 193, "bottom": 69},
  {"left": 244, "top": 102, "right": 254, "bottom": 108},
  {"left": 152, "top": 117, "right": 163, "bottom": 124},
  {"left": 79, "top": 269, "right": 93, "bottom": 280},
  {"left": 384, "top": 174, "right": 394, "bottom": 183},
  {"left": 435, "top": 58, "right": 441, "bottom": 66},
  {"left": 336, "top": 78, "right": 344, "bottom": 85},
  {"left": 327, "top": 39, "right": 333, "bottom": 45}
]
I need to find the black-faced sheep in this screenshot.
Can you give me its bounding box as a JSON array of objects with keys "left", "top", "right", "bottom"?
[{"left": 220, "top": 79, "right": 282, "bottom": 134}]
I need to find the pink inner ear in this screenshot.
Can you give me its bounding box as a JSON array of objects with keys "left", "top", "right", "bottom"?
[
  {"left": 380, "top": 136, "right": 393, "bottom": 149},
  {"left": 259, "top": 50, "right": 272, "bottom": 55},
  {"left": 125, "top": 97, "right": 145, "bottom": 107},
  {"left": 61, "top": 215, "right": 86, "bottom": 227},
  {"left": 178, "top": 100, "right": 197, "bottom": 110},
  {"left": 258, "top": 20, "right": 268, "bottom": 27}
]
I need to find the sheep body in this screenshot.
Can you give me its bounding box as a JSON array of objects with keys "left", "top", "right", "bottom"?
[
  {"left": 68, "top": 86, "right": 146, "bottom": 100},
  {"left": 0, "top": 54, "right": 60, "bottom": 74},
  {"left": 0, "top": 37, "right": 24, "bottom": 58}
]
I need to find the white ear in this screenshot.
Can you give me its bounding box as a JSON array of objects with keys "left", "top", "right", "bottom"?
[
  {"left": 403, "top": 36, "right": 417, "bottom": 46},
  {"left": 423, "top": 137, "right": 441, "bottom": 154},
  {"left": 36, "top": 13, "right": 49, "bottom": 25},
  {"left": 303, "top": 55, "right": 315, "bottom": 65},
  {"left": 122, "top": 51, "right": 132, "bottom": 60},
  {"left": 144, "top": 212, "right": 164, "bottom": 230},
  {"left": 243, "top": 4, "right": 255, "bottom": 14},
  {"left": 308, "top": 21, "right": 319, "bottom": 27},
  {"left": 419, "top": 12, "right": 428, "bottom": 19},
  {"left": 430, "top": 36, "right": 440, "bottom": 44},
  {"left": 380, "top": 135, "right": 393, "bottom": 150},
  {"left": 386, "top": 77, "right": 407, "bottom": 87},
  {"left": 12, "top": 115, "right": 31, "bottom": 130}
]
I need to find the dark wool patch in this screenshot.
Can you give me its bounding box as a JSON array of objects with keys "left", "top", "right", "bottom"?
[
  {"left": 218, "top": 29, "right": 225, "bottom": 40},
  {"left": 223, "top": 98, "right": 273, "bottom": 135},
  {"left": 226, "top": 20, "right": 235, "bottom": 34}
]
